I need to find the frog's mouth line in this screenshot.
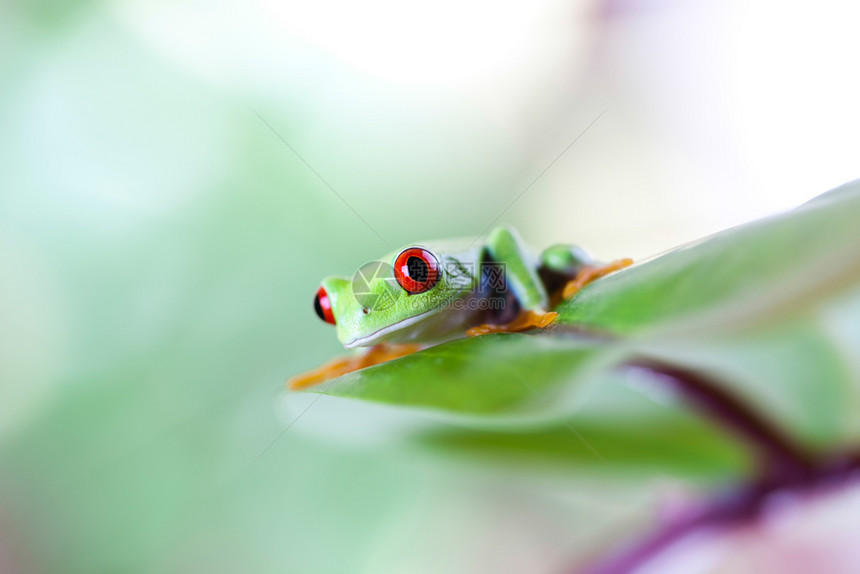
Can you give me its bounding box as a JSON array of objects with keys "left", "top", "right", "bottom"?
[{"left": 344, "top": 308, "right": 437, "bottom": 349}]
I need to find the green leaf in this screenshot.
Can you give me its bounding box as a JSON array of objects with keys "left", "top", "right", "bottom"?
[
  {"left": 414, "top": 392, "right": 749, "bottom": 480},
  {"left": 557, "top": 180, "right": 860, "bottom": 334},
  {"left": 312, "top": 333, "right": 621, "bottom": 419},
  {"left": 301, "top": 180, "right": 860, "bottom": 463}
]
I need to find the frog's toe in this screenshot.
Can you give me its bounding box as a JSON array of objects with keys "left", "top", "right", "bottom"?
[
  {"left": 558, "top": 258, "right": 633, "bottom": 301},
  {"left": 357, "top": 342, "right": 424, "bottom": 368},
  {"left": 466, "top": 310, "right": 559, "bottom": 337},
  {"left": 287, "top": 342, "right": 424, "bottom": 390},
  {"left": 288, "top": 356, "right": 356, "bottom": 390}
]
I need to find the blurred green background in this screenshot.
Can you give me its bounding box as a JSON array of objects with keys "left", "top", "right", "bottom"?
[{"left": 2, "top": 0, "right": 859, "bottom": 572}]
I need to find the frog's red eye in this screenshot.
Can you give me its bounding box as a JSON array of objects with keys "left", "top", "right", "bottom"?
[
  {"left": 314, "top": 286, "right": 336, "bottom": 325},
  {"left": 394, "top": 248, "right": 439, "bottom": 294}
]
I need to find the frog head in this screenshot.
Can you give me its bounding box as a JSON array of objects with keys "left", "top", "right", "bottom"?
[{"left": 313, "top": 243, "right": 479, "bottom": 348}]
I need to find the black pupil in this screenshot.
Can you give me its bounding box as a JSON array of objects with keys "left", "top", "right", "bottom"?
[
  {"left": 313, "top": 293, "right": 325, "bottom": 321},
  {"left": 406, "top": 256, "right": 429, "bottom": 282}
]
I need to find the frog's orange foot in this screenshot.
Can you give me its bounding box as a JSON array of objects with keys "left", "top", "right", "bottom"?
[
  {"left": 559, "top": 258, "right": 633, "bottom": 301},
  {"left": 466, "top": 310, "right": 559, "bottom": 337},
  {"left": 288, "top": 342, "right": 424, "bottom": 390}
]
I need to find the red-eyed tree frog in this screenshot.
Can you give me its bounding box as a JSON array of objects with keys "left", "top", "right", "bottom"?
[{"left": 290, "top": 226, "right": 631, "bottom": 389}]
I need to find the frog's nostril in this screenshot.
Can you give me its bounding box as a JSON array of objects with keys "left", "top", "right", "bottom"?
[{"left": 314, "top": 286, "right": 336, "bottom": 325}]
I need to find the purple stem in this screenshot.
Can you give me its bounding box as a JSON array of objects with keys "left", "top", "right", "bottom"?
[
  {"left": 573, "top": 359, "right": 843, "bottom": 574},
  {"left": 624, "top": 359, "right": 816, "bottom": 481},
  {"left": 578, "top": 454, "right": 860, "bottom": 574}
]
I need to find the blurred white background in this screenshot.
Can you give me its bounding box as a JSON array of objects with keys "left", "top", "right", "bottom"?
[{"left": 114, "top": 0, "right": 860, "bottom": 258}]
